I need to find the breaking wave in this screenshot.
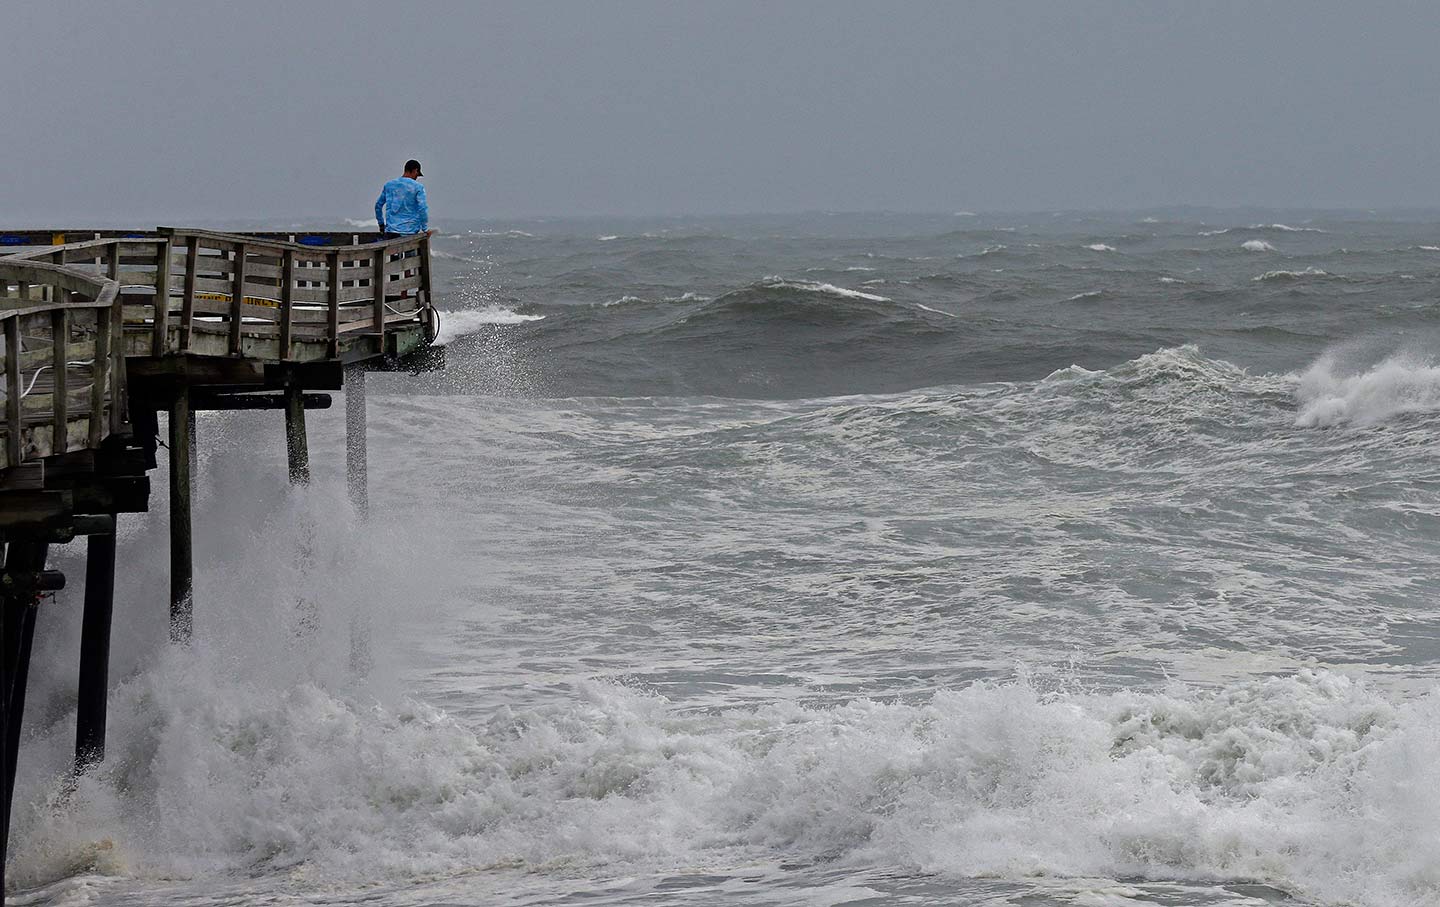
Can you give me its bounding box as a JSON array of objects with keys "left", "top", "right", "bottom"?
[
  {"left": 434, "top": 307, "right": 545, "bottom": 345},
  {"left": 1294, "top": 351, "right": 1440, "bottom": 427}
]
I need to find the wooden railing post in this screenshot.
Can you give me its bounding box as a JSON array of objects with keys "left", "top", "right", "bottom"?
[
  {"left": 279, "top": 249, "right": 295, "bottom": 360},
  {"left": 419, "top": 233, "right": 433, "bottom": 308},
  {"left": 88, "top": 305, "right": 110, "bottom": 449},
  {"left": 151, "top": 237, "right": 172, "bottom": 355},
  {"left": 228, "top": 243, "right": 247, "bottom": 356},
  {"left": 180, "top": 236, "right": 198, "bottom": 352},
  {"left": 371, "top": 246, "right": 387, "bottom": 339},
  {"left": 326, "top": 251, "right": 340, "bottom": 359},
  {"left": 51, "top": 307, "right": 68, "bottom": 455},
  {"left": 109, "top": 295, "right": 125, "bottom": 433},
  {"left": 4, "top": 316, "right": 21, "bottom": 467}
]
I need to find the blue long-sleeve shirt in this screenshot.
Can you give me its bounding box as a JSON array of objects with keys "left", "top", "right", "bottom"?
[{"left": 375, "top": 177, "right": 428, "bottom": 234}]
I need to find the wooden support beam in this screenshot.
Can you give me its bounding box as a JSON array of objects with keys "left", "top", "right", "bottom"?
[
  {"left": 344, "top": 363, "right": 367, "bottom": 515},
  {"left": 168, "top": 389, "right": 192, "bottom": 643},
  {"left": 191, "top": 392, "right": 331, "bottom": 411},
  {"left": 2, "top": 540, "right": 49, "bottom": 893},
  {"left": 75, "top": 522, "right": 116, "bottom": 771},
  {"left": 284, "top": 385, "right": 310, "bottom": 486}
]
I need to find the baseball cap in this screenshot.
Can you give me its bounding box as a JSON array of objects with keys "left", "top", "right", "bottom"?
[{"left": 406, "top": 159, "right": 424, "bottom": 177}]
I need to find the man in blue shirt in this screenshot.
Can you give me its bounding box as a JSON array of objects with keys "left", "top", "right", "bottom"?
[{"left": 375, "top": 159, "right": 431, "bottom": 237}]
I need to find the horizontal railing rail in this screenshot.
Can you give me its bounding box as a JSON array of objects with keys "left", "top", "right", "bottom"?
[
  {"left": 3, "top": 229, "right": 435, "bottom": 361},
  {"left": 0, "top": 260, "right": 125, "bottom": 470}
]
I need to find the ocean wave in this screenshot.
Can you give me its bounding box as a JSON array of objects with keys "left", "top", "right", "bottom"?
[
  {"left": 1253, "top": 267, "right": 1333, "bottom": 282},
  {"left": 433, "top": 307, "right": 545, "bottom": 344},
  {"left": 757, "top": 277, "right": 890, "bottom": 302},
  {"left": 1085, "top": 244, "right": 1116, "bottom": 252},
  {"left": 16, "top": 666, "right": 1435, "bottom": 907},
  {"left": 597, "top": 235, "right": 620, "bottom": 241},
  {"left": 1065, "top": 290, "right": 1103, "bottom": 302},
  {"left": 1294, "top": 351, "right": 1440, "bottom": 427},
  {"left": 1241, "top": 239, "right": 1277, "bottom": 252}
]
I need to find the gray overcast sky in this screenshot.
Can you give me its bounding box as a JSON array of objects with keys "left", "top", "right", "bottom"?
[{"left": 5, "top": 1, "right": 1440, "bottom": 222}]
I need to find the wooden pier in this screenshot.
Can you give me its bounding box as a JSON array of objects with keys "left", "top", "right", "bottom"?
[{"left": 0, "top": 228, "right": 442, "bottom": 897}]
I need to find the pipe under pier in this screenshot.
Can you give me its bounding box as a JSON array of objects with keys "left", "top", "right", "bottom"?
[{"left": 0, "top": 228, "right": 444, "bottom": 898}]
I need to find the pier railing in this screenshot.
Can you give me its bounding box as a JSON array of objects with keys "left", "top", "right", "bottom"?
[
  {"left": 2, "top": 229, "right": 435, "bottom": 363},
  {"left": 0, "top": 259, "right": 125, "bottom": 470}
]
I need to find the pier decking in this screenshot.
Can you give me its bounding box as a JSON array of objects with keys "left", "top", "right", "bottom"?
[{"left": 0, "top": 228, "right": 442, "bottom": 898}]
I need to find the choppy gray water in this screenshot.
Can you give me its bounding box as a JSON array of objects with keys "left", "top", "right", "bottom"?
[{"left": 9, "top": 212, "right": 1440, "bottom": 907}]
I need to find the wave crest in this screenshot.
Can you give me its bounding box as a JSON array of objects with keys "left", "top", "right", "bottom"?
[{"left": 1294, "top": 351, "right": 1440, "bottom": 427}]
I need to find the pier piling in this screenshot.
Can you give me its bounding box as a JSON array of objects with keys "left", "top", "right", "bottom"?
[
  {"left": 284, "top": 385, "right": 310, "bottom": 486},
  {"left": 169, "top": 390, "right": 193, "bottom": 643},
  {"left": 1, "top": 227, "right": 441, "bottom": 898},
  {"left": 75, "top": 522, "right": 117, "bottom": 771},
  {"left": 344, "top": 364, "right": 368, "bottom": 514},
  {"left": 1, "top": 541, "right": 49, "bottom": 880}
]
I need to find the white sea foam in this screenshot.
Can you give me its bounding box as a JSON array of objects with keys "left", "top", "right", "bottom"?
[
  {"left": 663, "top": 292, "right": 708, "bottom": 303},
  {"left": 761, "top": 278, "right": 890, "bottom": 302},
  {"left": 1418, "top": 245, "right": 1440, "bottom": 252},
  {"left": 13, "top": 663, "right": 1438, "bottom": 907},
  {"left": 343, "top": 217, "right": 375, "bottom": 229},
  {"left": 913, "top": 302, "right": 956, "bottom": 318},
  {"left": 1158, "top": 277, "right": 1184, "bottom": 284},
  {"left": 1253, "top": 267, "right": 1331, "bottom": 281},
  {"left": 1241, "top": 239, "right": 1276, "bottom": 252},
  {"left": 1260, "top": 223, "right": 1325, "bottom": 233},
  {"left": 433, "top": 307, "right": 544, "bottom": 345},
  {"left": 1085, "top": 244, "right": 1116, "bottom": 252},
  {"left": 597, "top": 235, "right": 620, "bottom": 241},
  {"left": 1066, "top": 291, "right": 1103, "bottom": 302},
  {"left": 603, "top": 295, "right": 646, "bottom": 307},
  {"left": 1294, "top": 351, "right": 1440, "bottom": 427}
]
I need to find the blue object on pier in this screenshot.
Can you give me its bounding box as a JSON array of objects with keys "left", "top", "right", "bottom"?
[
  {"left": 0, "top": 235, "right": 27, "bottom": 245},
  {"left": 298, "top": 235, "right": 329, "bottom": 246}
]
